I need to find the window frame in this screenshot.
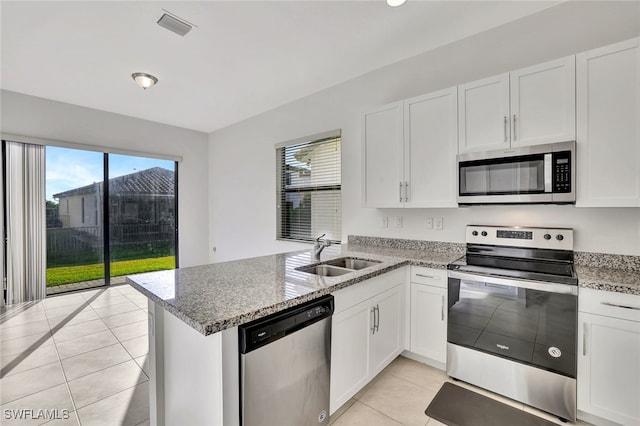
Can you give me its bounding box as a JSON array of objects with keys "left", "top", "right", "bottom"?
[{"left": 275, "top": 129, "right": 342, "bottom": 244}]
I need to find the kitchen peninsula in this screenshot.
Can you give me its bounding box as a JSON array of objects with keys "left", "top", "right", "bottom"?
[{"left": 128, "top": 236, "right": 640, "bottom": 426}]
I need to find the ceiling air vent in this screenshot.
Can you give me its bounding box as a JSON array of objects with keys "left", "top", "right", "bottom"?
[{"left": 157, "top": 12, "right": 193, "bottom": 37}]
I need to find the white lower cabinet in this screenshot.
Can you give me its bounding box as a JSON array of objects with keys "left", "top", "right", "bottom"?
[
  {"left": 369, "top": 284, "right": 404, "bottom": 375},
  {"left": 409, "top": 267, "right": 447, "bottom": 364},
  {"left": 330, "top": 268, "right": 406, "bottom": 413},
  {"left": 578, "top": 288, "right": 640, "bottom": 426}
]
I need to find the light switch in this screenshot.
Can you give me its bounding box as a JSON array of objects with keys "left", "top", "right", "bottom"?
[
  {"left": 434, "top": 217, "right": 443, "bottom": 230},
  {"left": 381, "top": 216, "right": 388, "bottom": 228},
  {"left": 426, "top": 217, "right": 433, "bottom": 229}
]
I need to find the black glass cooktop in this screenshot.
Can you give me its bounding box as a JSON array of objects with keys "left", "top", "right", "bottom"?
[{"left": 448, "top": 244, "right": 577, "bottom": 286}]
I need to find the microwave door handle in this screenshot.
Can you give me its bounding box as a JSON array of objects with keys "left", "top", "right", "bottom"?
[{"left": 544, "top": 153, "right": 552, "bottom": 193}]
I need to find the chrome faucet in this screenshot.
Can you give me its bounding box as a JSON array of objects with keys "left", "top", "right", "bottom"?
[{"left": 313, "top": 234, "right": 331, "bottom": 260}]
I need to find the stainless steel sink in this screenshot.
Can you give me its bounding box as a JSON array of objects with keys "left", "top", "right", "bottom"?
[
  {"left": 296, "top": 264, "right": 353, "bottom": 277},
  {"left": 325, "top": 257, "right": 381, "bottom": 270},
  {"left": 296, "top": 257, "right": 382, "bottom": 276}
]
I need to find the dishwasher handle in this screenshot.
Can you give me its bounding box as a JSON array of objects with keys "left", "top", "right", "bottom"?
[{"left": 239, "top": 295, "right": 334, "bottom": 354}]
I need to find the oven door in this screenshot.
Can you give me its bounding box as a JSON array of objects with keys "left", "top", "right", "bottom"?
[{"left": 447, "top": 271, "right": 577, "bottom": 378}]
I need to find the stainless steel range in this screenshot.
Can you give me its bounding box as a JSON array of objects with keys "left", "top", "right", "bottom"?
[{"left": 447, "top": 225, "right": 577, "bottom": 421}]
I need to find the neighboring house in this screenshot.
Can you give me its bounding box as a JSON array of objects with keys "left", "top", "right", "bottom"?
[{"left": 53, "top": 167, "right": 175, "bottom": 231}]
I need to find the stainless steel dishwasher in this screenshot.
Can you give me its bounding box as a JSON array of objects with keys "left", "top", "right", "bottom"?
[{"left": 239, "top": 295, "right": 334, "bottom": 426}]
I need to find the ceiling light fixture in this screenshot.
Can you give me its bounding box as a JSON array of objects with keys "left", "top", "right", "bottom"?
[
  {"left": 132, "top": 73, "right": 158, "bottom": 90},
  {"left": 386, "top": 0, "right": 407, "bottom": 6}
]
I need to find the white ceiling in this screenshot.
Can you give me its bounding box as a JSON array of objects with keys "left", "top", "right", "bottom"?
[{"left": 1, "top": 1, "right": 560, "bottom": 133}]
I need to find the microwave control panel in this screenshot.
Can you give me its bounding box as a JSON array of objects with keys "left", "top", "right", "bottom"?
[{"left": 553, "top": 151, "right": 572, "bottom": 193}]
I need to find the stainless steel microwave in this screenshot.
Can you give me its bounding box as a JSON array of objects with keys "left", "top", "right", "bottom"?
[{"left": 457, "top": 141, "right": 575, "bottom": 205}]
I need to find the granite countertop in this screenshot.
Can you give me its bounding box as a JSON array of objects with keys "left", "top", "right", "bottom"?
[
  {"left": 127, "top": 243, "right": 463, "bottom": 336},
  {"left": 575, "top": 266, "right": 640, "bottom": 296},
  {"left": 128, "top": 235, "right": 640, "bottom": 337}
]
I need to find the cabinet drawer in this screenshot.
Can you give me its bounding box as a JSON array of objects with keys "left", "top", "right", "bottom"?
[
  {"left": 332, "top": 267, "right": 406, "bottom": 314},
  {"left": 411, "top": 266, "right": 446, "bottom": 288},
  {"left": 579, "top": 288, "right": 640, "bottom": 322}
]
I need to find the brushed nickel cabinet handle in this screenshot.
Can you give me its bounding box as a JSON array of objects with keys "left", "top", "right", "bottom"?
[
  {"left": 416, "top": 273, "right": 440, "bottom": 280},
  {"left": 375, "top": 304, "right": 380, "bottom": 332},
  {"left": 441, "top": 296, "right": 445, "bottom": 321},
  {"left": 601, "top": 301, "right": 640, "bottom": 311},
  {"left": 512, "top": 114, "right": 517, "bottom": 141},
  {"left": 583, "top": 323, "right": 587, "bottom": 356},
  {"left": 503, "top": 116, "right": 508, "bottom": 142},
  {"left": 404, "top": 182, "right": 409, "bottom": 202},
  {"left": 399, "top": 182, "right": 403, "bottom": 203},
  {"left": 371, "top": 307, "right": 376, "bottom": 334}
]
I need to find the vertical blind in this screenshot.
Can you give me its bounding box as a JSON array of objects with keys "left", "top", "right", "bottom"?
[
  {"left": 4, "top": 141, "right": 47, "bottom": 304},
  {"left": 276, "top": 132, "right": 341, "bottom": 243}
]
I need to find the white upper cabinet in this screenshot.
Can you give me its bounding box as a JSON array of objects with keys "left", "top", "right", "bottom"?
[
  {"left": 458, "top": 73, "right": 511, "bottom": 153},
  {"left": 362, "top": 102, "right": 404, "bottom": 208},
  {"left": 576, "top": 38, "right": 640, "bottom": 207},
  {"left": 458, "top": 56, "right": 576, "bottom": 154},
  {"left": 510, "top": 57, "right": 576, "bottom": 147},
  {"left": 404, "top": 87, "right": 458, "bottom": 208},
  {"left": 363, "top": 87, "right": 458, "bottom": 208}
]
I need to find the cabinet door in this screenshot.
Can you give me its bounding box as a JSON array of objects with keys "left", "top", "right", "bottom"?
[
  {"left": 578, "top": 312, "right": 640, "bottom": 425},
  {"left": 410, "top": 283, "right": 446, "bottom": 363},
  {"left": 510, "top": 56, "right": 576, "bottom": 147},
  {"left": 369, "top": 284, "right": 404, "bottom": 377},
  {"left": 362, "top": 102, "right": 404, "bottom": 207},
  {"left": 576, "top": 38, "right": 640, "bottom": 207},
  {"left": 404, "top": 87, "right": 458, "bottom": 208},
  {"left": 330, "top": 301, "right": 371, "bottom": 413},
  {"left": 458, "top": 73, "right": 510, "bottom": 153}
]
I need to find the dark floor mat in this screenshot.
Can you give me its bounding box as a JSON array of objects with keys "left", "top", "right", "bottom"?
[{"left": 425, "top": 382, "right": 558, "bottom": 426}]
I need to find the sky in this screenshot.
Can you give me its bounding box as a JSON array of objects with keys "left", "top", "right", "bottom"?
[{"left": 46, "top": 146, "right": 174, "bottom": 202}]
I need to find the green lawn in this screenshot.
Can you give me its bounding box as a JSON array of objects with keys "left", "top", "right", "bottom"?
[{"left": 46, "top": 256, "right": 176, "bottom": 286}]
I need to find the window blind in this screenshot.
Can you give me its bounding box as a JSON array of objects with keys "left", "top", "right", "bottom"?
[{"left": 276, "top": 132, "right": 341, "bottom": 243}]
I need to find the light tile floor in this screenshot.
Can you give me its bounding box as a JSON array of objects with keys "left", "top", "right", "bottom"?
[
  {"left": 2, "top": 285, "right": 594, "bottom": 426},
  {"left": 1, "top": 285, "right": 149, "bottom": 426},
  {"left": 329, "top": 356, "right": 594, "bottom": 426}
]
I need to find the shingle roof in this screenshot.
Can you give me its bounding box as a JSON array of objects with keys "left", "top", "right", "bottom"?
[{"left": 53, "top": 167, "right": 174, "bottom": 198}]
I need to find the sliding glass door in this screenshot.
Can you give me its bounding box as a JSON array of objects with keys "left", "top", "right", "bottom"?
[
  {"left": 45, "top": 146, "right": 106, "bottom": 294},
  {"left": 108, "top": 154, "right": 177, "bottom": 285},
  {"left": 43, "top": 147, "right": 177, "bottom": 295}
]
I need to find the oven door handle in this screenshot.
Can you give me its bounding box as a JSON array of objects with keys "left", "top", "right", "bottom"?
[{"left": 447, "top": 270, "right": 578, "bottom": 295}]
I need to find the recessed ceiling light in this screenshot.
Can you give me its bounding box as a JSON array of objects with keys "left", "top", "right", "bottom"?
[
  {"left": 132, "top": 73, "right": 158, "bottom": 90},
  {"left": 387, "top": 0, "right": 407, "bottom": 6}
]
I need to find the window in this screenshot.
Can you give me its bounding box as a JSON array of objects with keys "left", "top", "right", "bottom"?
[{"left": 276, "top": 130, "right": 341, "bottom": 243}]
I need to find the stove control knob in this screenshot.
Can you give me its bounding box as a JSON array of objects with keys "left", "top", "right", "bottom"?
[
  {"left": 556, "top": 234, "right": 564, "bottom": 241},
  {"left": 472, "top": 231, "right": 478, "bottom": 236},
  {"left": 544, "top": 234, "right": 552, "bottom": 240},
  {"left": 481, "top": 231, "right": 488, "bottom": 237}
]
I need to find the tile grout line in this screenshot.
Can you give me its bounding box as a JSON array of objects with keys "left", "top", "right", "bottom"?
[
  {"left": 351, "top": 400, "right": 406, "bottom": 425},
  {"left": 43, "top": 302, "right": 81, "bottom": 426},
  {"left": 0, "top": 361, "right": 66, "bottom": 406},
  {"left": 46, "top": 287, "right": 144, "bottom": 424},
  {"left": 62, "top": 351, "right": 134, "bottom": 383},
  {"left": 73, "top": 380, "right": 148, "bottom": 413}
]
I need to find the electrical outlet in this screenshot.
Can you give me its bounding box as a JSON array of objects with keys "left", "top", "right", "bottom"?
[
  {"left": 426, "top": 217, "right": 433, "bottom": 229},
  {"left": 395, "top": 216, "right": 403, "bottom": 228},
  {"left": 434, "top": 217, "right": 443, "bottom": 230},
  {"left": 381, "top": 216, "right": 388, "bottom": 228}
]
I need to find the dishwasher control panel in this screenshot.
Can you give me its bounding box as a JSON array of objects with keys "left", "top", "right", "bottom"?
[{"left": 239, "top": 295, "right": 334, "bottom": 353}]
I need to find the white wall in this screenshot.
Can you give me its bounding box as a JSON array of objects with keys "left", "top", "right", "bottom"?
[
  {"left": 1, "top": 90, "right": 210, "bottom": 268},
  {"left": 209, "top": 1, "right": 640, "bottom": 261}
]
